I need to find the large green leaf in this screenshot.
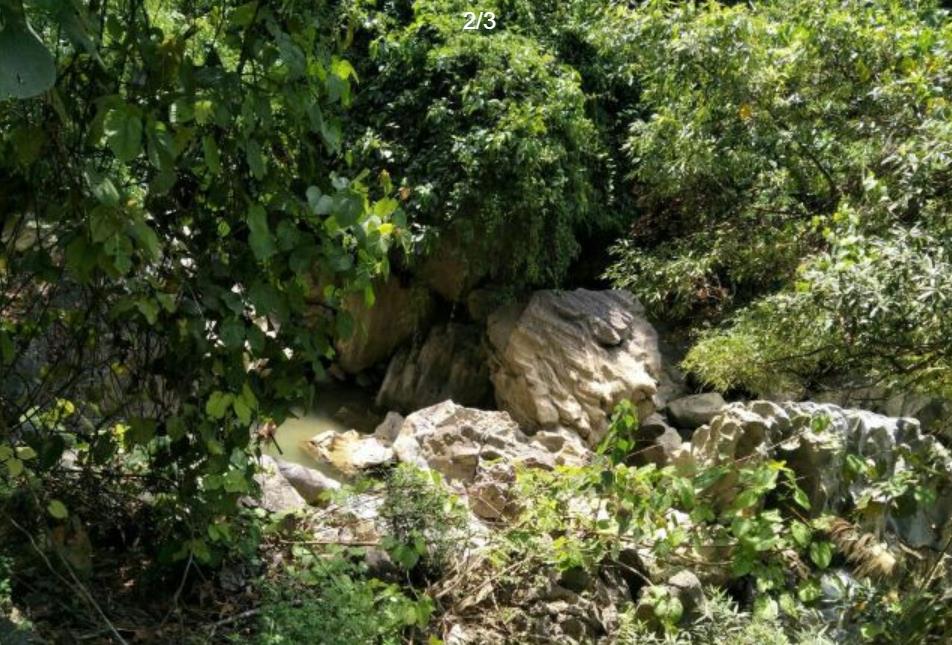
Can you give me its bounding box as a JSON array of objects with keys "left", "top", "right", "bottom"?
[
  {"left": 0, "top": 6, "right": 55, "bottom": 99},
  {"left": 103, "top": 106, "right": 143, "bottom": 162}
]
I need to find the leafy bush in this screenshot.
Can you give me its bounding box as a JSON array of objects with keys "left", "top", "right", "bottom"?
[
  {"left": 251, "top": 546, "right": 431, "bottom": 645},
  {"left": 683, "top": 226, "right": 952, "bottom": 398},
  {"left": 492, "top": 403, "right": 951, "bottom": 642},
  {"left": 618, "top": 587, "right": 834, "bottom": 645},
  {"left": 605, "top": 0, "right": 952, "bottom": 395},
  {"left": 344, "top": 0, "right": 617, "bottom": 287},
  {"left": 1, "top": 0, "right": 403, "bottom": 562},
  {"left": 379, "top": 463, "right": 470, "bottom": 574}
]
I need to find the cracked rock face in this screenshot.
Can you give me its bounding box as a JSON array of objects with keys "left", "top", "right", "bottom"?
[
  {"left": 487, "top": 289, "right": 666, "bottom": 446},
  {"left": 389, "top": 401, "right": 590, "bottom": 485},
  {"left": 686, "top": 401, "right": 952, "bottom": 549}
]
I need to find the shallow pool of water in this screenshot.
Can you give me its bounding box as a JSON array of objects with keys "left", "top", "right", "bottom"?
[{"left": 262, "top": 385, "right": 380, "bottom": 467}]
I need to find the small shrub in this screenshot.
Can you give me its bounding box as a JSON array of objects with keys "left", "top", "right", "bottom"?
[
  {"left": 251, "top": 546, "right": 432, "bottom": 645},
  {"left": 379, "top": 464, "right": 470, "bottom": 574}
]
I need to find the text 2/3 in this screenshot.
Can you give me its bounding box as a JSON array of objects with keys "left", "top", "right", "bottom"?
[{"left": 462, "top": 11, "right": 496, "bottom": 30}]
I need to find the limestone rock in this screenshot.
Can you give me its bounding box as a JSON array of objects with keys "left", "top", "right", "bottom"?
[
  {"left": 334, "top": 277, "right": 434, "bottom": 374},
  {"left": 255, "top": 455, "right": 307, "bottom": 513},
  {"left": 376, "top": 323, "right": 491, "bottom": 413},
  {"left": 487, "top": 289, "right": 664, "bottom": 446},
  {"left": 689, "top": 401, "right": 952, "bottom": 549},
  {"left": 302, "top": 429, "right": 393, "bottom": 477},
  {"left": 372, "top": 411, "right": 405, "bottom": 443},
  {"left": 390, "top": 401, "right": 590, "bottom": 484},
  {"left": 386, "top": 402, "right": 591, "bottom": 522},
  {"left": 417, "top": 233, "right": 486, "bottom": 302},
  {"left": 633, "top": 413, "right": 683, "bottom": 466},
  {"left": 273, "top": 457, "right": 341, "bottom": 503},
  {"left": 665, "top": 393, "right": 727, "bottom": 431}
]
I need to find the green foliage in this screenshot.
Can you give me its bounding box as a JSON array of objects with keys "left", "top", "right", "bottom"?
[
  {"left": 1, "top": 0, "right": 404, "bottom": 561},
  {"left": 684, "top": 226, "right": 952, "bottom": 397},
  {"left": 618, "top": 587, "right": 834, "bottom": 645},
  {"left": 251, "top": 545, "right": 432, "bottom": 645},
  {"left": 604, "top": 0, "right": 952, "bottom": 395},
  {"left": 497, "top": 402, "right": 950, "bottom": 642},
  {"left": 344, "top": 0, "right": 618, "bottom": 286},
  {"left": 379, "top": 463, "right": 470, "bottom": 574}
]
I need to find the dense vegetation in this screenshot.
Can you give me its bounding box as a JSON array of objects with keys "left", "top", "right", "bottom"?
[{"left": 1, "top": 0, "right": 950, "bottom": 642}]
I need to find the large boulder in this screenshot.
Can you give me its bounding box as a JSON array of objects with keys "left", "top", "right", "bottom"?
[
  {"left": 334, "top": 277, "right": 434, "bottom": 374},
  {"left": 376, "top": 323, "right": 492, "bottom": 413},
  {"left": 487, "top": 289, "right": 665, "bottom": 446},
  {"left": 686, "top": 401, "right": 952, "bottom": 549},
  {"left": 383, "top": 401, "right": 591, "bottom": 521},
  {"left": 390, "top": 401, "right": 590, "bottom": 484}
]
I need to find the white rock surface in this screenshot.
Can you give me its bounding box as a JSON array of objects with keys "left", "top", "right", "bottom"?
[{"left": 487, "top": 289, "right": 666, "bottom": 446}]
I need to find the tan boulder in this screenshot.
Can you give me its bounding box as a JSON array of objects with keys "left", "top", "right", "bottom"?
[{"left": 487, "top": 289, "right": 664, "bottom": 446}]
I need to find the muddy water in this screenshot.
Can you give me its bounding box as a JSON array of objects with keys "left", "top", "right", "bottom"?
[{"left": 262, "top": 385, "right": 380, "bottom": 467}]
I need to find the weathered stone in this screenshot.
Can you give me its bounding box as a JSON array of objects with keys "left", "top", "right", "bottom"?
[
  {"left": 273, "top": 457, "right": 341, "bottom": 503},
  {"left": 334, "top": 276, "right": 434, "bottom": 374},
  {"left": 632, "top": 413, "right": 683, "bottom": 466},
  {"left": 390, "top": 401, "right": 590, "bottom": 484},
  {"left": 665, "top": 393, "right": 727, "bottom": 431},
  {"left": 255, "top": 455, "right": 307, "bottom": 513},
  {"left": 302, "top": 429, "right": 393, "bottom": 477},
  {"left": 816, "top": 386, "right": 952, "bottom": 442},
  {"left": 666, "top": 570, "right": 704, "bottom": 619},
  {"left": 487, "top": 289, "right": 665, "bottom": 446},
  {"left": 689, "top": 401, "right": 952, "bottom": 549},
  {"left": 372, "top": 411, "right": 405, "bottom": 443},
  {"left": 466, "top": 287, "right": 510, "bottom": 322},
  {"left": 376, "top": 323, "right": 491, "bottom": 413}
]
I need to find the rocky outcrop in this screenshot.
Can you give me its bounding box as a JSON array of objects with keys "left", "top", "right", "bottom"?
[
  {"left": 487, "top": 289, "right": 665, "bottom": 446},
  {"left": 386, "top": 402, "right": 590, "bottom": 521},
  {"left": 816, "top": 386, "right": 952, "bottom": 442},
  {"left": 417, "top": 234, "right": 486, "bottom": 302},
  {"left": 376, "top": 323, "right": 491, "bottom": 413},
  {"left": 683, "top": 401, "right": 952, "bottom": 549},
  {"left": 334, "top": 277, "right": 434, "bottom": 374},
  {"left": 665, "top": 393, "right": 726, "bottom": 431},
  {"left": 389, "top": 401, "right": 590, "bottom": 485}
]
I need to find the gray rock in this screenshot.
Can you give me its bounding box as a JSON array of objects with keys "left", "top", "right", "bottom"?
[
  {"left": 391, "top": 401, "right": 590, "bottom": 484},
  {"left": 255, "top": 455, "right": 307, "bottom": 513},
  {"left": 372, "top": 411, "right": 405, "bottom": 443},
  {"left": 689, "top": 401, "right": 952, "bottom": 549},
  {"left": 487, "top": 289, "right": 665, "bottom": 446},
  {"left": 633, "top": 413, "right": 683, "bottom": 466},
  {"left": 273, "top": 457, "right": 341, "bottom": 503},
  {"left": 666, "top": 393, "right": 726, "bottom": 431},
  {"left": 666, "top": 570, "right": 704, "bottom": 619},
  {"left": 376, "top": 323, "right": 491, "bottom": 413}
]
